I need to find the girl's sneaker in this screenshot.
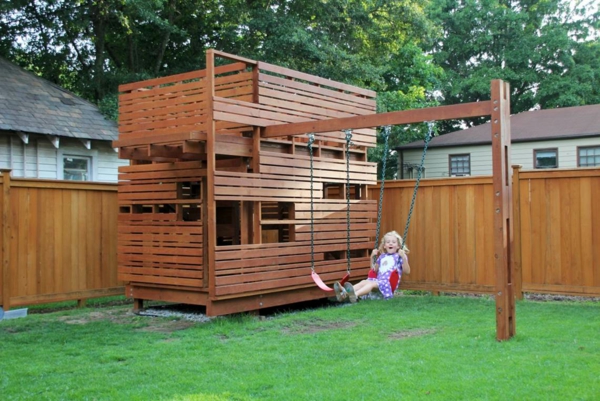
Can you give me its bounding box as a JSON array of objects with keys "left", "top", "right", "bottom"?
[
  {"left": 343, "top": 283, "right": 357, "bottom": 303},
  {"left": 333, "top": 282, "right": 348, "bottom": 302}
]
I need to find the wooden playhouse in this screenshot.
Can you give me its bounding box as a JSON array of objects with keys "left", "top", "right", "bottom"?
[{"left": 113, "top": 50, "right": 379, "bottom": 315}]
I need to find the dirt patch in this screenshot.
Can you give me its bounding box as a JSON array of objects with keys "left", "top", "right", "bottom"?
[
  {"left": 524, "top": 293, "right": 600, "bottom": 302},
  {"left": 52, "top": 306, "right": 197, "bottom": 333},
  {"left": 135, "top": 319, "right": 195, "bottom": 333},
  {"left": 281, "top": 318, "right": 357, "bottom": 335},
  {"left": 388, "top": 328, "right": 435, "bottom": 340}
]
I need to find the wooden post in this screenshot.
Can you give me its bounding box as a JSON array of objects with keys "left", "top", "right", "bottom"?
[
  {"left": 206, "top": 49, "right": 218, "bottom": 305},
  {"left": 1, "top": 169, "right": 11, "bottom": 312},
  {"left": 490, "top": 80, "right": 515, "bottom": 340},
  {"left": 511, "top": 165, "right": 523, "bottom": 300}
]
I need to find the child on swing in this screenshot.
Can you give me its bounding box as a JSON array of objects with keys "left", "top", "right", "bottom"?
[{"left": 334, "top": 230, "right": 410, "bottom": 303}]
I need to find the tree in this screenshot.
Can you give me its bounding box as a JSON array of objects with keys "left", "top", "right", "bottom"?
[{"left": 425, "top": 0, "right": 600, "bottom": 133}]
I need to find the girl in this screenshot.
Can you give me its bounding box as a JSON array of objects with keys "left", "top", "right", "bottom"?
[{"left": 334, "top": 231, "right": 410, "bottom": 302}]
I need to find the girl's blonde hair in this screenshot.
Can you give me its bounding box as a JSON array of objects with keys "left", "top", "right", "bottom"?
[
  {"left": 372, "top": 231, "right": 410, "bottom": 273},
  {"left": 378, "top": 231, "right": 409, "bottom": 256}
]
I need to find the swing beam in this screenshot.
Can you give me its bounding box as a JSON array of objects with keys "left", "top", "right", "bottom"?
[
  {"left": 264, "top": 81, "right": 515, "bottom": 341},
  {"left": 262, "top": 101, "right": 492, "bottom": 138}
]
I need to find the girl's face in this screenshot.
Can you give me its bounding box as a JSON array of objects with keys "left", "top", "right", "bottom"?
[{"left": 383, "top": 235, "right": 400, "bottom": 254}]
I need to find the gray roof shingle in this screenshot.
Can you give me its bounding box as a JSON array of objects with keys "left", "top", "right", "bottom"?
[
  {"left": 398, "top": 104, "right": 600, "bottom": 149},
  {"left": 0, "top": 57, "right": 118, "bottom": 141}
]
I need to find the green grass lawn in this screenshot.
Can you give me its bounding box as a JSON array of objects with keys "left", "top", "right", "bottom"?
[{"left": 1, "top": 294, "right": 598, "bottom": 400}]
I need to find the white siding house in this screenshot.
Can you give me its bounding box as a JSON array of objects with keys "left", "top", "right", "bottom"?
[
  {"left": 397, "top": 104, "right": 600, "bottom": 178},
  {"left": 0, "top": 57, "right": 128, "bottom": 182}
]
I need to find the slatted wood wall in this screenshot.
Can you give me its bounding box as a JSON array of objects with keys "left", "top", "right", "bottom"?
[{"left": 117, "top": 162, "right": 205, "bottom": 290}]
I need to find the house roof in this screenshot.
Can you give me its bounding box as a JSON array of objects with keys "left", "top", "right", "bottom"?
[
  {"left": 397, "top": 104, "right": 600, "bottom": 150},
  {"left": 0, "top": 57, "right": 118, "bottom": 141}
]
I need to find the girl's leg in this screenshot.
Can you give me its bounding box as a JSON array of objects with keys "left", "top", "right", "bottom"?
[
  {"left": 353, "top": 280, "right": 370, "bottom": 291},
  {"left": 354, "top": 281, "right": 379, "bottom": 297}
]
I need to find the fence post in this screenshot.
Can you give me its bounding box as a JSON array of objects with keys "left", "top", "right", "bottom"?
[
  {"left": 511, "top": 165, "right": 523, "bottom": 300},
  {"left": 1, "top": 169, "right": 11, "bottom": 312}
]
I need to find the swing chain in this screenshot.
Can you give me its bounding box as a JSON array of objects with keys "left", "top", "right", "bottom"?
[
  {"left": 344, "top": 129, "right": 353, "bottom": 274},
  {"left": 375, "top": 125, "right": 391, "bottom": 248},
  {"left": 402, "top": 121, "right": 435, "bottom": 248},
  {"left": 307, "top": 133, "right": 316, "bottom": 273}
]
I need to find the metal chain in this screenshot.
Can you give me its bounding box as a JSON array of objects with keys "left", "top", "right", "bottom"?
[
  {"left": 344, "top": 129, "right": 353, "bottom": 274},
  {"left": 402, "top": 122, "right": 435, "bottom": 248},
  {"left": 307, "top": 133, "right": 316, "bottom": 273},
  {"left": 375, "top": 125, "right": 391, "bottom": 248}
]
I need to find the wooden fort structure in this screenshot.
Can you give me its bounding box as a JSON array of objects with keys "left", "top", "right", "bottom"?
[{"left": 114, "top": 50, "right": 515, "bottom": 340}]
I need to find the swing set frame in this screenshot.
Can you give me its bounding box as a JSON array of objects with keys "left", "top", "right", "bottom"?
[
  {"left": 264, "top": 80, "right": 515, "bottom": 341},
  {"left": 114, "top": 50, "right": 514, "bottom": 341}
]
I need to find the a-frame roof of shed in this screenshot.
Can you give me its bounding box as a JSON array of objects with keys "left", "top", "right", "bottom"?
[
  {"left": 0, "top": 57, "right": 118, "bottom": 141},
  {"left": 397, "top": 104, "right": 600, "bottom": 150}
]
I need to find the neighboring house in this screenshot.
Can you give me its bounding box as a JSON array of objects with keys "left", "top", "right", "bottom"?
[
  {"left": 0, "top": 57, "right": 127, "bottom": 182},
  {"left": 396, "top": 104, "right": 600, "bottom": 178}
]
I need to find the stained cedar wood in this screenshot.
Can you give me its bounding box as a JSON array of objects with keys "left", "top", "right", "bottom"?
[
  {"left": 490, "top": 80, "right": 514, "bottom": 340},
  {"left": 1, "top": 173, "right": 599, "bottom": 309},
  {"left": 114, "top": 52, "right": 528, "bottom": 320},
  {"left": 262, "top": 101, "right": 491, "bottom": 138}
]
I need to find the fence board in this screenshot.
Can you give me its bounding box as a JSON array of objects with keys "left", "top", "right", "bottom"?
[{"left": 0, "top": 177, "right": 122, "bottom": 309}]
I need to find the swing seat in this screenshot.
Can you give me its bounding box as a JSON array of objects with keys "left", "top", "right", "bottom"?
[
  {"left": 311, "top": 271, "right": 350, "bottom": 292},
  {"left": 366, "top": 269, "right": 400, "bottom": 292}
]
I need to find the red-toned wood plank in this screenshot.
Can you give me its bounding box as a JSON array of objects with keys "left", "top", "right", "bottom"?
[
  {"left": 262, "top": 101, "right": 492, "bottom": 138},
  {"left": 257, "top": 62, "right": 376, "bottom": 98}
]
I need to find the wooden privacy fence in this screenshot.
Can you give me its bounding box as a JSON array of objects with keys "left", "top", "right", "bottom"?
[
  {"left": 368, "top": 166, "right": 600, "bottom": 297},
  {"left": 0, "top": 170, "right": 122, "bottom": 311},
  {"left": 2, "top": 166, "right": 599, "bottom": 312}
]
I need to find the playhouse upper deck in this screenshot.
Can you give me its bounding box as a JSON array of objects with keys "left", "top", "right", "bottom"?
[{"left": 114, "top": 50, "right": 378, "bottom": 157}]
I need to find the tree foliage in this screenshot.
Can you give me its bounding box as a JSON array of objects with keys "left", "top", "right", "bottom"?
[
  {"left": 1, "top": 0, "right": 598, "bottom": 178},
  {"left": 425, "top": 0, "right": 600, "bottom": 132}
]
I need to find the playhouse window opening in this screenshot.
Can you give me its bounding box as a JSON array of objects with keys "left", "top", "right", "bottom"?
[
  {"left": 325, "top": 249, "right": 362, "bottom": 261},
  {"left": 119, "top": 206, "right": 131, "bottom": 214},
  {"left": 324, "top": 183, "right": 361, "bottom": 199},
  {"left": 217, "top": 201, "right": 240, "bottom": 246},
  {"left": 135, "top": 205, "right": 153, "bottom": 214},
  {"left": 179, "top": 181, "right": 201, "bottom": 199},
  {"left": 181, "top": 204, "right": 201, "bottom": 222},
  {"left": 157, "top": 204, "right": 176, "bottom": 214},
  {"left": 261, "top": 202, "right": 294, "bottom": 244}
]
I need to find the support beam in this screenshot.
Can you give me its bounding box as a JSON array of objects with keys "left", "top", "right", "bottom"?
[
  {"left": 262, "top": 101, "right": 492, "bottom": 138},
  {"left": 491, "top": 79, "right": 515, "bottom": 341},
  {"left": 206, "top": 49, "right": 218, "bottom": 299}
]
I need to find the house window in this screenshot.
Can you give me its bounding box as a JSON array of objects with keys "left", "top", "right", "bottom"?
[
  {"left": 449, "top": 154, "right": 470, "bottom": 176},
  {"left": 534, "top": 149, "right": 558, "bottom": 169},
  {"left": 63, "top": 156, "right": 91, "bottom": 181},
  {"left": 578, "top": 146, "right": 600, "bottom": 167}
]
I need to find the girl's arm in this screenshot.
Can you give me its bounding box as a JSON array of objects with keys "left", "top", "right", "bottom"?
[
  {"left": 400, "top": 253, "right": 410, "bottom": 275},
  {"left": 370, "top": 249, "right": 379, "bottom": 270}
]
